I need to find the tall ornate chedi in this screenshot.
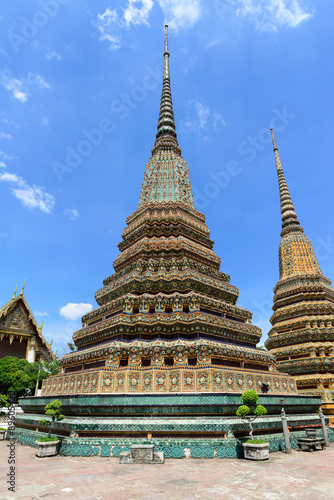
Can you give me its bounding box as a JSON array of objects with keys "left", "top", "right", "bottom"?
[
  {"left": 42, "top": 27, "right": 295, "bottom": 398},
  {"left": 265, "top": 129, "right": 334, "bottom": 414}
]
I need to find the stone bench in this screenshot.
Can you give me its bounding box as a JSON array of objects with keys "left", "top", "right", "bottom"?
[
  {"left": 120, "top": 444, "right": 164, "bottom": 464},
  {"left": 297, "top": 438, "right": 326, "bottom": 452}
]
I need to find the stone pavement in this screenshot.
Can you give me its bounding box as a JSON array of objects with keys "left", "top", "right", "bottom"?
[{"left": 1, "top": 441, "right": 334, "bottom": 500}]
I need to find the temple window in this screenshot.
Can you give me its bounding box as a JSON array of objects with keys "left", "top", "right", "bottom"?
[
  {"left": 119, "top": 357, "right": 128, "bottom": 367},
  {"left": 141, "top": 357, "right": 151, "bottom": 367},
  {"left": 164, "top": 357, "right": 174, "bottom": 366}
]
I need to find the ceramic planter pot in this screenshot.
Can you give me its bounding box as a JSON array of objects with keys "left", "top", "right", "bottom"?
[
  {"left": 0, "top": 430, "right": 6, "bottom": 440},
  {"left": 35, "top": 440, "right": 60, "bottom": 458},
  {"left": 243, "top": 442, "right": 269, "bottom": 461},
  {"left": 305, "top": 428, "right": 317, "bottom": 439}
]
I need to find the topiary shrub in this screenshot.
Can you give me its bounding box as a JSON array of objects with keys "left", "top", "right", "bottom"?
[
  {"left": 236, "top": 390, "right": 268, "bottom": 440},
  {"left": 39, "top": 399, "right": 65, "bottom": 440}
]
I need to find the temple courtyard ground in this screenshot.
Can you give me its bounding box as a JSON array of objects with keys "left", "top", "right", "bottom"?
[{"left": 1, "top": 441, "right": 334, "bottom": 500}]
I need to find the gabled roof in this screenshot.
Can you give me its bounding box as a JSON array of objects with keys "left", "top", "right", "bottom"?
[{"left": 0, "top": 286, "right": 54, "bottom": 360}]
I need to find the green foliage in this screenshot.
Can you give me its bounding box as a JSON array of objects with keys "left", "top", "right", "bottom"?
[
  {"left": 245, "top": 439, "right": 267, "bottom": 444},
  {"left": 0, "top": 427, "right": 6, "bottom": 431},
  {"left": 236, "top": 405, "right": 250, "bottom": 418},
  {"left": 241, "top": 390, "right": 259, "bottom": 406},
  {"left": 37, "top": 436, "right": 58, "bottom": 442},
  {"left": 0, "top": 357, "right": 50, "bottom": 396},
  {"left": 39, "top": 399, "right": 65, "bottom": 438},
  {"left": 254, "top": 405, "right": 267, "bottom": 417},
  {"left": 42, "top": 357, "right": 60, "bottom": 376},
  {"left": 0, "top": 394, "right": 9, "bottom": 408},
  {"left": 68, "top": 342, "right": 75, "bottom": 352},
  {"left": 236, "top": 391, "right": 268, "bottom": 440}
]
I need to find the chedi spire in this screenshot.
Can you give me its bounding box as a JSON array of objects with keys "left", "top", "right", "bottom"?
[
  {"left": 270, "top": 128, "right": 303, "bottom": 237},
  {"left": 155, "top": 25, "right": 178, "bottom": 145}
]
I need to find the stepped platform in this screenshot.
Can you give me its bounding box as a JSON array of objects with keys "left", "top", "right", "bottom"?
[{"left": 10, "top": 392, "right": 331, "bottom": 458}]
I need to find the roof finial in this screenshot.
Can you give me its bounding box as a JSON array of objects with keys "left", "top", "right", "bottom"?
[
  {"left": 270, "top": 129, "right": 303, "bottom": 237},
  {"left": 12, "top": 284, "right": 18, "bottom": 299},
  {"left": 40, "top": 321, "right": 44, "bottom": 332},
  {"left": 20, "top": 278, "right": 26, "bottom": 296},
  {"left": 155, "top": 24, "right": 177, "bottom": 143}
]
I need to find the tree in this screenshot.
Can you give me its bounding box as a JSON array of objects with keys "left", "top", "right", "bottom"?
[
  {"left": 0, "top": 357, "right": 50, "bottom": 397},
  {"left": 0, "top": 394, "right": 9, "bottom": 409},
  {"left": 42, "top": 357, "right": 60, "bottom": 377},
  {"left": 68, "top": 342, "right": 75, "bottom": 352},
  {"left": 39, "top": 400, "right": 65, "bottom": 438},
  {"left": 236, "top": 390, "right": 267, "bottom": 440}
]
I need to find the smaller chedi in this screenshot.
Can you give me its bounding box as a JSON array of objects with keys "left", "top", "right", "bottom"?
[
  {"left": 265, "top": 130, "right": 334, "bottom": 418},
  {"left": 0, "top": 282, "right": 53, "bottom": 363}
]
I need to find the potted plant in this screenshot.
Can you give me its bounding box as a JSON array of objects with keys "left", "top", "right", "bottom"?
[
  {"left": 36, "top": 400, "right": 64, "bottom": 457},
  {"left": 0, "top": 427, "right": 6, "bottom": 440},
  {"left": 236, "top": 389, "right": 269, "bottom": 460}
]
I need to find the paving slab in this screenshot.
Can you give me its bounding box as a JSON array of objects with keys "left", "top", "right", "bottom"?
[{"left": 1, "top": 441, "right": 334, "bottom": 500}]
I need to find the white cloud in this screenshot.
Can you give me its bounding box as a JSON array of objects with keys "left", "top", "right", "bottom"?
[
  {"left": 95, "top": 8, "right": 122, "bottom": 50},
  {"left": 46, "top": 50, "right": 62, "bottom": 61},
  {"left": 95, "top": 1, "right": 202, "bottom": 50},
  {"left": 124, "top": 0, "right": 154, "bottom": 26},
  {"left": 158, "top": 0, "right": 202, "bottom": 30},
  {"left": 0, "top": 71, "right": 52, "bottom": 103},
  {"left": 33, "top": 73, "right": 52, "bottom": 90},
  {"left": 230, "top": 0, "right": 311, "bottom": 31},
  {"left": 0, "top": 150, "right": 17, "bottom": 161},
  {"left": 35, "top": 311, "right": 49, "bottom": 317},
  {"left": 41, "top": 117, "right": 50, "bottom": 128},
  {"left": 0, "top": 171, "right": 55, "bottom": 213},
  {"left": 213, "top": 113, "right": 226, "bottom": 130},
  {"left": 0, "top": 132, "right": 12, "bottom": 139},
  {"left": 0, "top": 161, "right": 6, "bottom": 168},
  {"left": 60, "top": 303, "right": 93, "bottom": 321},
  {"left": 181, "top": 99, "right": 225, "bottom": 135},
  {"left": 63, "top": 208, "right": 79, "bottom": 221}
]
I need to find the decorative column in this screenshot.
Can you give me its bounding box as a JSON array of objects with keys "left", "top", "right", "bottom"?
[
  {"left": 319, "top": 408, "right": 330, "bottom": 447},
  {"left": 281, "top": 407, "right": 291, "bottom": 454},
  {"left": 26, "top": 339, "right": 36, "bottom": 362}
]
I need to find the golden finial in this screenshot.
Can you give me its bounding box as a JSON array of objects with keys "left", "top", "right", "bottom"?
[
  {"left": 12, "top": 284, "right": 18, "bottom": 299},
  {"left": 40, "top": 321, "right": 44, "bottom": 332},
  {"left": 49, "top": 339, "right": 53, "bottom": 348},
  {"left": 20, "top": 278, "right": 26, "bottom": 295}
]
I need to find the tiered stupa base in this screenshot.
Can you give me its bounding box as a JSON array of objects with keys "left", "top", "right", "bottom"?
[{"left": 13, "top": 393, "right": 331, "bottom": 458}]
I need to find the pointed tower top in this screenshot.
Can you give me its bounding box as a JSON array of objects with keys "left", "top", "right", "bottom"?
[
  {"left": 155, "top": 24, "right": 178, "bottom": 145},
  {"left": 20, "top": 278, "right": 26, "bottom": 296},
  {"left": 270, "top": 129, "right": 303, "bottom": 237},
  {"left": 12, "top": 284, "right": 18, "bottom": 299},
  {"left": 164, "top": 25, "right": 169, "bottom": 78}
]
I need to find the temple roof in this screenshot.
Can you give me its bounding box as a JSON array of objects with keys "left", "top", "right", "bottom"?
[{"left": 0, "top": 284, "right": 54, "bottom": 360}]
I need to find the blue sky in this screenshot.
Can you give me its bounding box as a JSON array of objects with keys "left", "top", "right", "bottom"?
[{"left": 0, "top": 1, "right": 333, "bottom": 355}]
